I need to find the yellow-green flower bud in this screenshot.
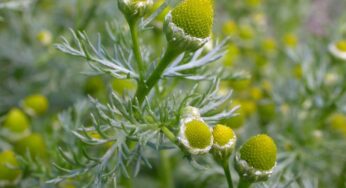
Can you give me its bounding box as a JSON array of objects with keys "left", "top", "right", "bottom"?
[
  {"left": 238, "top": 25, "right": 254, "bottom": 41},
  {"left": 222, "top": 44, "right": 239, "bottom": 67},
  {"left": 172, "top": 0, "right": 213, "bottom": 38},
  {"left": 83, "top": 76, "right": 106, "bottom": 101},
  {"left": 36, "top": 30, "right": 52, "bottom": 46},
  {"left": 112, "top": 79, "right": 137, "bottom": 95},
  {"left": 228, "top": 78, "right": 251, "bottom": 91},
  {"left": 22, "top": 94, "right": 49, "bottom": 116},
  {"left": 329, "top": 40, "right": 346, "bottom": 61},
  {"left": 2, "top": 108, "right": 30, "bottom": 141},
  {"left": 262, "top": 37, "right": 277, "bottom": 54},
  {"left": 211, "top": 124, "right": 236, "bottom": 162},
  {"left": 179, "top": 118, "right": 213, "bottom": 155},
  {"left": 164, "top": 0, "right": 213, "bottom": 51},
  {"left": 3, "top": 108, "right": 29, "bottom": 133},
  {"left": 118, "top": 0, "right": 153, "bottom": 22},
  {"left": 235, "top": 134, "right": 277, "bottom": 182},
  {"left": 14, "top": 133, "right": 47, "bottom": 159},
  {"left": 283, "top": 33, "right": 298, "bottom": 48},
  {"left": 222, "top": 21, "right": 237, "bottom": 36},
  {"left": 213, "top": 124, "right": 236, "bottom": 147},
  {"left": 250, "top": 87, "right": 263, "bottom": 101},
  {"left": 292, "top": 64, "right": 303, "bottom": 79},
  {"left": 0, "top": 150, "right": 22, "bottom": 186},
  {"left": 240, "top": 100, "right": 257, "bottom": 117},
  {"left": 327, "top": 113, "right": 346, "bottom": 137}
]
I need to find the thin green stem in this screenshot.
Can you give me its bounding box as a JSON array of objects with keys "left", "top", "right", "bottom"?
[
  {"left": 223, "top": 160, "right": 234, "bottom": 188},
  {"left": 159, "top": 150, "right": 174, "bottom": 188},
  {"left": 135, "top": 44, "right": 180, "bottom": 103},
  {"left": 161, "top": 126, "right": 192, "bottom": 160},
  {"left": 238, "top": 178, "right": 252, "bottom": 188},
  {"left": 161, "top": 126, "right": 177, "bottom": 144},
  {"left": 129, "top": 21, "right": 145, "bottom": 81}
]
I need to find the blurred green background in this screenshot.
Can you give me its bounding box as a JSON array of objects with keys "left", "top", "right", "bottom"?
[{"left": 1, "top": 0, "right": 346, "bottom": 187}]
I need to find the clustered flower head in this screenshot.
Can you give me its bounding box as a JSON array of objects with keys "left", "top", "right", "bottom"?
[
  {"left": 36, "top": 30, "right": 52, "bottom": 46},
  {"left": 211, "top": 124, "right": 236, "bottom": 162},
  {"left": 178, "top": 106, "right": 213, "bottom": 155},
  {"left": 178, "top": 107, "right": 278, "bottom": 184},
  {"left": 183, "top": 120, "right": 212, "bottom": 151},
  {"left": 164, "top": 0, "right": 214, "bottom": 51},
  {"left": 0, "top": 150, "right": 22, "bottom": 186},
  {"left": 3, "top": 108, "right": 29, "bottom": 133},
  {"left": 171, "top": 0, "right": 213, "bottom": 38},
  {"left": 2, "top": 108, "right": 31, "bottom": 141},
  {"left": 213, "top": 124, "right": 236, "bottom": 148},
  {"left": 235, "top": 134, "right": 277, "bottom": 182},
  {"left": 14, "top": 133, "right": 47, "bottom": 159},
  {"left": 283, "top": 33, "right": 298, "bottom": 48},
  {"left": 21, "top": 94, "right": 49, "bottom": 116},
  {"left": 179, "top": 107, "right": 237, "bottom": 158},
  {"left": 118, "top": 0, "right": 153, "bottom": 21},
  {"left": 327, "top": 113, "right": 346, "bottom": 137}
]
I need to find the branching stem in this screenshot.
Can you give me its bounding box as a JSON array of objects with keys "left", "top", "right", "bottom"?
[{"left": 135, "top": 44, "right": 180, "bottom": 103}]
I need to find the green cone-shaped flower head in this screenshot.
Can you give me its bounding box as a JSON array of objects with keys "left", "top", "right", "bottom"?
[
  {"left": 213, "top": 124, "right": 236, "bottom": 147},
  {"left": 179, "top": 117, "right": 213, "bottom": 155},
  {"left": 0, "top": 150, "right": 22, "bottom": 185},
  {"left": 172, "top": 0, "right": 213, "bottom": 38},
  {"left": 164, "top": 0, "right": 214, "bottom": 51},
  {"left": 327, "top": 113, "right": 346, "bottom": 137},
  {"left": 185, "top": 120, "right": 211, "bottom": 148},
  {"left": 211, "top": 124, "right": 236, "bottom": 162},
  {"left": 112, "top": 79, "right": 137, "bottom": 95},
  {"left": 235, "top": 134, "right": 277, "bottom": 182},
  {"left": 22, "top": 94, "right": 49, "bottom": 116},
  {"left": 3, "top": 108, "right": 29, "bottom": 133},
  {"left": 14, "top": 133, "right": 47, "bottom": 159},
  {"left": 240, "top": 134, "right": 277, "bottom": 170},
  {"left": 2, "top": 108, "right": 31, "bottom": 141}
]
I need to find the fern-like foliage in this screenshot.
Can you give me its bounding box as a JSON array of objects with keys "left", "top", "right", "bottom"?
[{"left": 51, "top": 3, "right": 237, "bottom": 185}]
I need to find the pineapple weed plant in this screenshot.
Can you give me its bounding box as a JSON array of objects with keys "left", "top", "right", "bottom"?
[
  {"left": 1, "top": 0, "right": 346, "bottom": 187},
  {"left": 54, "top": 0, "right": 275, "bottom": 187}
]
